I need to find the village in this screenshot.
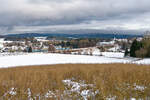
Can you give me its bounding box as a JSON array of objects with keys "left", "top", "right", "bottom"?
[{"left": 0, "top": 35, "right": 143, "bottom": 57}]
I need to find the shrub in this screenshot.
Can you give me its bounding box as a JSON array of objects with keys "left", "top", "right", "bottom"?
[{"left": 135, "top": 48, "right": 147, "bottom": 58}]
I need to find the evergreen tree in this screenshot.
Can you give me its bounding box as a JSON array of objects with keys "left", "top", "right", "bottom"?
[
  {"left": 146, "top": 46, "right": 150, "bottom": 57},
  {"left": 28, "top": 46, "right": 32, "bottom": 53},
  {"left": 124, "top": 48, "right": 129, "bottom": 57},
  {"left": 130, "top": 39, "right": 142, "bottom": 57}
]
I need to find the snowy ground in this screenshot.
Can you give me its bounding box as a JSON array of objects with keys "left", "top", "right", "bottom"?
[
  {"left": 0, "top": 52, "right": 128, "bottom": 68},
  {"left": 102, "top": 52, "right": 124, "bottom": 58},
  {"left": 0, "top": 52, "right": 148, "bottom": 68},
  {"left": 0, "top": 52, "right": 149, "bottom": 99}
]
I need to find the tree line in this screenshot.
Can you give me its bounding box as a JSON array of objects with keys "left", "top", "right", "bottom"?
[{"left": 58, "top": 38, "right": 100, "bottom": 48}]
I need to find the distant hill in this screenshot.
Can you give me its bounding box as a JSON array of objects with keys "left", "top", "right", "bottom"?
[
  {"left": 0, "top": 35, "right": 4, "bottom": 38},
  {"left": 3, "top": 33, "right": 143, "bottom": 39}
]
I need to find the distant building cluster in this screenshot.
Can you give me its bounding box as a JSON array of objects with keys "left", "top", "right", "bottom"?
[
  {"left": 0, "top": 37, "right": 56, "bottom": 53},
  {"left": 0, "top": 35, "right": 144, "bottom": 57}
]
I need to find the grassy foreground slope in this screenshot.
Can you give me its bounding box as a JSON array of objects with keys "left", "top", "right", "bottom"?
[{"left": 0, "top": 64, "right": 150, "bottom": 99}]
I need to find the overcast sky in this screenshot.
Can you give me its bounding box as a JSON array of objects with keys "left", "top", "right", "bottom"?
[{"left": 0, "top": 0, "right": 150, "bottom": 34}]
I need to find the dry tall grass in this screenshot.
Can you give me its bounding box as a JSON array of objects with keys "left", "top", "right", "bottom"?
[{"left": 0, "top": 64, "right": 150, "bottom": 99}]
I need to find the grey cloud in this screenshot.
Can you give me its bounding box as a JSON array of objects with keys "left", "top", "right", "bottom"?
[{"left": 0, "top": 0, "right": 150, "bottom": 34}]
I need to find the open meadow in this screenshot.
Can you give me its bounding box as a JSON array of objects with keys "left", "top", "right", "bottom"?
[{"left": 0, "top": 64, "right": 150, "bottom": 99}]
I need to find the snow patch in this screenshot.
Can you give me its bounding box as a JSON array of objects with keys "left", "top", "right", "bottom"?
[{"left": 62, "top": 79, "right": 99, "bottom": 100}]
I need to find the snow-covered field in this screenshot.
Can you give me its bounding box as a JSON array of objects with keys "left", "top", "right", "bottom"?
[
  {"left": 0, "top": 52, "right": 127, "bottom": 68},
  {"left": 0, "top": 53, "right": 149, "bottom": 99},
  {"left": 102, "top": 52, "right": 124, "bottom": 58},
  {"left": 0, "top": 52, "right": 149, "bottom": 68}
]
